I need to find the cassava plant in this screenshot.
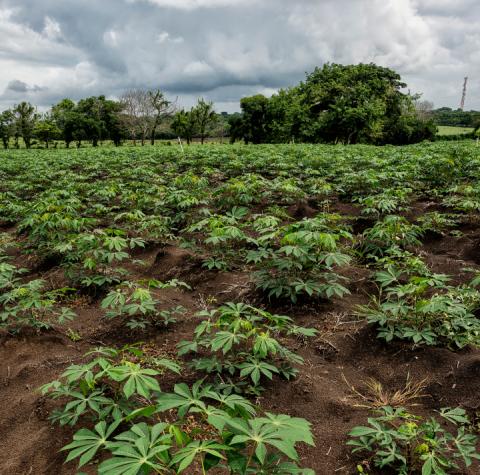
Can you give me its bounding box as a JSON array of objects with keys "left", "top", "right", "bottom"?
[
  {"left": 359, "top": 272, "right": 480, "bottom": 348},
  {"left": 358, "top": 215, "right": 423, "bottom": 261},
  {"left": 248, "top": 214, "right": 352, "bottom": 302},
  {"left": 348, "top": 406, "right": 480, "bottom": 475},
  {"left": 177, "top": 302, "right": 317, "bottom": 394},
  {"left": 42, "top": 346, "right": 315, "bottom": 474},
  {"left": 0, "top": 258, "right": 75, "bottom": 331},
  {"left": 101, "top": 279, "right": 189, "bottom": 329}
]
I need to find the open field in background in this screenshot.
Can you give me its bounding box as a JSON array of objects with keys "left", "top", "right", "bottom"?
[
  {"left": 1, "top": 141, "right": 480, "bottom": 474},
  {"left": 436, "top": 125, "right": 475, "bottom": 136}
]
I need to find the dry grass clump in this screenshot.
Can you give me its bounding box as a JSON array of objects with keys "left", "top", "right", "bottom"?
[{"left": 343, "top": 373, "right": 428, "bottom": 409}]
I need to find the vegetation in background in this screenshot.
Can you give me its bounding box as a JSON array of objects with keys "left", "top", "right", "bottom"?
[
  {"left": 229, "top": 63, "right": 437, "bottom": 145},
  {"left": 4, "top": 62, "right": 475, "bottom": 148}
]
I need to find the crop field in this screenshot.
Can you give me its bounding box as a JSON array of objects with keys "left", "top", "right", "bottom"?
[{"left": 1, "top": 141, "right": 480, "bottom": 474}]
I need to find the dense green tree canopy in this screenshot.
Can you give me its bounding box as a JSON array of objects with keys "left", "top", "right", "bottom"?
[
  {"left": 235, "top": 63, "right": 436, "bottom": 145},
  {"left": 13, "top": 102, "right": 38, "bottom": 149},
  {"left": 172, "top": 98, "right": 218, "bottom": 145}
]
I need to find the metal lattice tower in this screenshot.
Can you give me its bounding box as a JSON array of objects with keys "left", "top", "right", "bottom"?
[{"left": 460, "top": 76, "right": 468, "bottom": 110}]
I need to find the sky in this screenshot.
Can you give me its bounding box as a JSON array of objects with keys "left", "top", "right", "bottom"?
[{"left": 0, "top": 0, "right": 478, "bottom": 113}]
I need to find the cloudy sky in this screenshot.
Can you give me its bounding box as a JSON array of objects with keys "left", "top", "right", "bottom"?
[{"left": 0, "top": 0, "right": 478, "bottom": 112}]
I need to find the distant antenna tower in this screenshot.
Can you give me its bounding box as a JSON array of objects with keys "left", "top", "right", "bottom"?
[{"left": 460, "top": 76, "right": 468, "bottom": 110}]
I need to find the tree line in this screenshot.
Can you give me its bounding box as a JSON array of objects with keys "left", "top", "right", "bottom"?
[
  {"left": 429, "top": 107, "right": 480, "bottom": 128},
  {"left": 2, "top": 63, "right": 477, "bottom": 149},
  {"left": 0, "top": 93, "right": 223, "bottom": 149}
]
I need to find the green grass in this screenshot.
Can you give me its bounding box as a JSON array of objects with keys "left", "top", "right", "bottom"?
[{"left": 436, "top": 125, "right": 474, "bottom": 136}]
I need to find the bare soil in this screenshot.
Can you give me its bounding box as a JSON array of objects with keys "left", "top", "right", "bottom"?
[{"left": 1, "top": 201, "right": 480, "bottom": 474}]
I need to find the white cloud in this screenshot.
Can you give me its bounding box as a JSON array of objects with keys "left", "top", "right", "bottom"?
[
  {"left": 0, "top": 0, "right": 479, "bottom": 111},
  {"left": 156, "top": 31, "right": 184, "bottom": 44},
  {"left": 128, "top": 0, "right": 255, "bottom": 10},
  {"left": 183, "top": 60, "right": 214, "bottom": 76},
  {"left": 43, "top": 15, "right": 61, "bottom": 40},
  {"left": 103, "top": 29, "right": 118, "bottom": 46}
]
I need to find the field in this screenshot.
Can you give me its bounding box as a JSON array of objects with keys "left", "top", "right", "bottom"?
[
  {"left": 436, "top": 126, "right": 475, "bottom": 136},
  {"left": 1, "top": 141, "right": 480, "bottom": 474}
]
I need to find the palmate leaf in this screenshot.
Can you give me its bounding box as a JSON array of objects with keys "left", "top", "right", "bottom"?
[
  {"left": 103, "top": 236, "right": 128, "bottom": 252},
  {"left": 253, "top": 453, "right": 316, "bottom": 475},
  {"left": 151, "top": 358, "right": 182, "bottom": 375},
  {"left": 52, "top": 390, "right": 113, "bottom": 426},
  {"left": 375, "top": 267, "right": 401, "bottom": 288},
  {"left": 170, "top": 440, "right": 228, "bottom": 473},
  {"left": 420, "top": 451, "right": 450, "bottom": 475},
  {"left": 99, "top": 422, "right": 172, "bottom": 475},
  {"left": 210, "top": 330, "right": 244, "bottom": 354},
  {"left": 253, "top": 332, "right": 280, "bottom": 358},
  {"left": 106, "top": 363, "right": 161, "bottom": 399},
  {"left": 439, "top": 407, "right": 469, "bottom": 425},
  {"left": 320, "top": 251, "right": 351, "bottom": 268},
  {"left": 451, "top": 428, "right": 480, "bottom": 467},
  {"left": 320, "top": 281, "right": 350, "bottom": 299},
  {"left": 238, "top": 359, "right": 279, "bottom": 386},
  {"left": 226, "top": 417, "right": 303, "bottom": 464},
  {"left": 292, "top": 279, "right": 322, "bottom": 297},
  {"left": 205, "top": 390, "right": 256, "bottom": 416},
  {"left": 61, "top": 359, "right": 104, "bottom": 385},
  {"left": 156, "top": 380, "right": 209, "bottom": 418},
  {"left": 256, "top": 413, "right": 315, "bottom": 446},
  {"left": 177, "top": 339, "right": 198, "bottom": 356},
  {"left": 62, "top": 419, "right": 121, "bottom": 467}
]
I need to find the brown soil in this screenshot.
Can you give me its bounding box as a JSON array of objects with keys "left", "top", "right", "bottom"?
[{"left": 1, "top": 212, "right": 480, "bottom": 474}]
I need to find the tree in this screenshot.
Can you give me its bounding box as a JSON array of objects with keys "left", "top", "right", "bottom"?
[
  {"left": 52, "top": 99, "right": 76, "bottom": 148},
  {"left": 297, "top": 63, "right": 409, "bottom": 144},
  {"left": 415, "top": 99, "right": 434, "bottom": 121},
  {"left": 13, "top": 101, "right": 37, "bottom": 148},
  {"left": 76, "top": 96, "right": 115, "bottom": 147},
  {"left": 119, "top": 89, "right": 142, "bottom": 145},
  {"left": 227, "top": 113, "right": 244, "bottom": 144},
  {"left": 100, "top": 98, "right": 124, "bottom": 146},
  {"left": 239, "top": 95, "right": 269, "bottom": 144},
  {"left": 33, "top": 115, "right": 61, "bottom": 148},
  {"left": 192, "top": 98, "right": 216, "bottom": 144},
  {"left": 119, "top": 89, "right": 174, "bottom": 146},
  {"left": 148, "top": 90, "right": 175, "bottom": 145},
  {"left": 238, "top": 63, "right": 435, "bottom": 145},
  {"left": 171, "top": 110, "right": 197, "bottom": 145},
  {"left": 0, "top": 110, "right": 14, "bottom": 149}
]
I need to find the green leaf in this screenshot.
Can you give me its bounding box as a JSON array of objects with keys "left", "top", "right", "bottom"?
[{"left": 62, "top": 420, "right": 121, "bottom": 468}]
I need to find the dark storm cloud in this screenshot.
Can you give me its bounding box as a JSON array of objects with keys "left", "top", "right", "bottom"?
[
  {"left": 6, "top": 79, "right": 28, "bottom": 92},
  {"left": 0, "top": 0, "right": 478, "bottom": 111},
  {"left": 6, "top": 79, "right": 44, "bottom": 92}
]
